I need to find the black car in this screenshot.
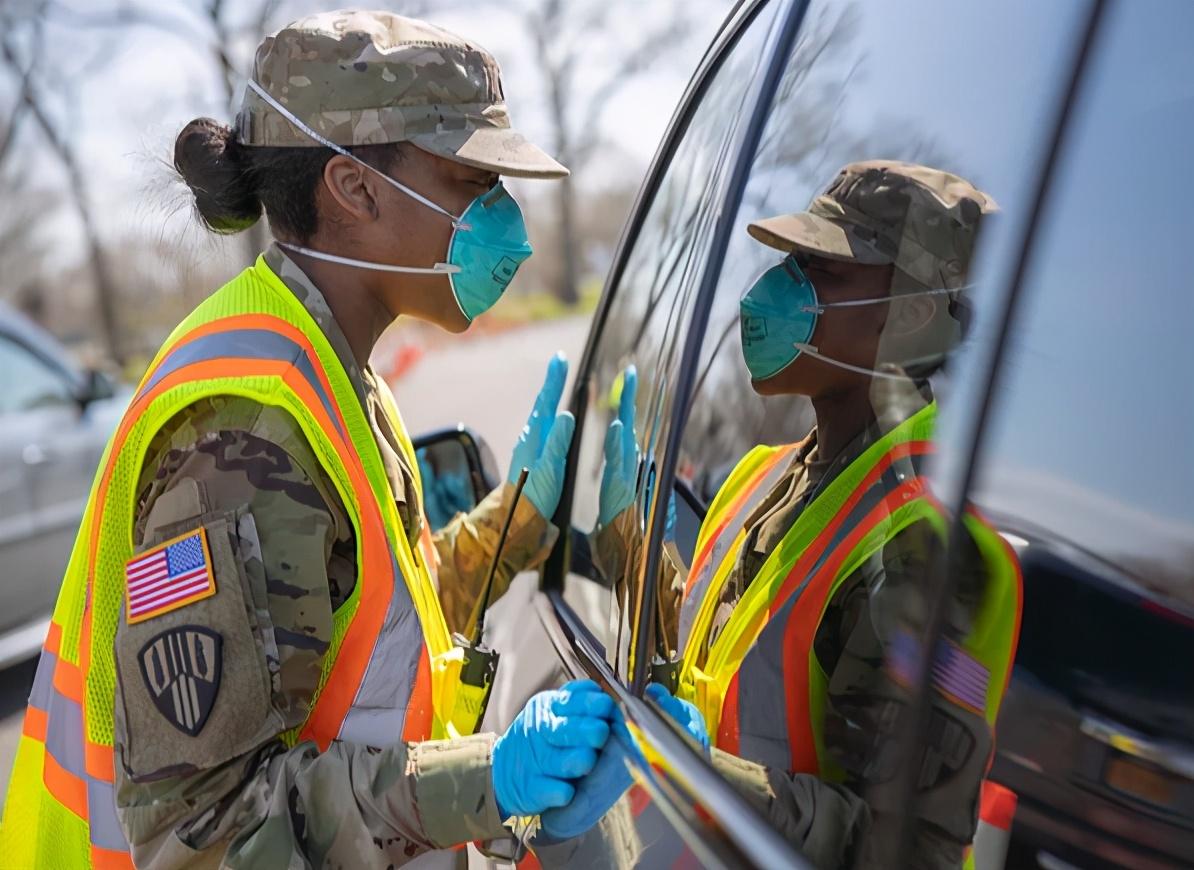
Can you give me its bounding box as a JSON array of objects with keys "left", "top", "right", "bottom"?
[{"left": 417, "top": 0, "right": 1194, "bottom": 865}]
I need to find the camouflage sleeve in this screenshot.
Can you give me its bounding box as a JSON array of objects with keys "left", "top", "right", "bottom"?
[
  {"left": 819, "top": 520, "right": 994, "bottom": 869},
  {"left": 112, "top": 399, "right": 507, "bottom": 869},
  {"left": 590, "top": 509, "right": 686, "bottom": 658},
  {"left": 710, "top": 748, "right": 870, "bottom": 867},
  {"left": 432, "top": 482, "right": 558, "bottom": 636}
]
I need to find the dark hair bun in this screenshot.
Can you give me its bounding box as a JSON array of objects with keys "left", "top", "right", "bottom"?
[{"left": 173, "top": 118, "right": 261, "bottom": 234}]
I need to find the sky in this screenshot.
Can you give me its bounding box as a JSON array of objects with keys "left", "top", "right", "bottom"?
[{"left": 4, "top": 0, "right": 729, "bottom": 259}]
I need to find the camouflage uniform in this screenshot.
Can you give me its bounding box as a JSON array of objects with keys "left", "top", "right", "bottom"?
[
  {"left": 595, "top": 163, "right": 1003, "bottom": 868},
  {"left": 112, "top": 245, "right": 560, "bottom": 867}
]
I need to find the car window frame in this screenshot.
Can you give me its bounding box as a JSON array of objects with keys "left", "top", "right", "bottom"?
[{"left": 538, "top": 0, "right": 817, "bottom": 866}]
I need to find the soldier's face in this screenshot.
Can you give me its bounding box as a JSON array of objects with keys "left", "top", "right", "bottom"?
[
  {"left": 752, "top": 256, "right": 894, "bottom": 398},
  {"left": 368, "top": 147, "right": 500, "bottom": 332}
]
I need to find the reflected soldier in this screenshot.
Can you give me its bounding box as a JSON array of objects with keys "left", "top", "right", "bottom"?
[{"left": 596, "top": 161, "right": 1021, "bottom": 868}]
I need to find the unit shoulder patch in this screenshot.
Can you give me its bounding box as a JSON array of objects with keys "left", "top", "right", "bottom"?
[
  {"left": 125, "top": 527, "right": 217, "bottom": 624},
  {"left": 138, "top": 625, "right": 223, "bottom": 736}
]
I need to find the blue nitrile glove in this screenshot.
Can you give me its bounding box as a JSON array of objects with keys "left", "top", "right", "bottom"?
[
  {"left": 540, "top": 706, "right": 635, "bottom": 841},
  {"left": 416, "top": 448, "right": 476, "bottom": 530},
  {"left": 509, "top": 353, "right": 576, "bottom": 519},
  {"left": 492, "top": 679, "right": 614, "bottom": 818},
  {"left": 645, "top": 683, "right": 710, "bottom": 753},
  {"left": 598, "top": 365, "right": 639, "bottom": 527},
  {"left": 539, "top": 683, "right": 711, "bottom": 841}
]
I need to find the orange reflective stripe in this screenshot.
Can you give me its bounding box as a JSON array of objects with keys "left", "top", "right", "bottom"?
[
  {"left": 145, "top": 314, "right": 352, "bottom": 440},
  {"left": 23, "top": 706, "right": 48, "bottom": 741},
  {"left": 91, "top": 843, "right": 136, "bottom": 870},
  {"left": 45, "top": 621, "right": 63, "bottom": 654},
  {"left": 684, "top": 446, "right": 797, "bottom": 598},
  {"left": 767, "top": 441, "right": 933, "bottom": 617},
  {"left": 86, "top": 741, "right": 114, "bottom": 782},
  {"left": 717, "top": 670, "right": 742, "bottom": 755},
  {"left": 782, "top": 478, "right": 926, "bottom": 772},
  {"left": 52, "top": 655, "right": 84, "bottom": 704},
  {"left": 402, "top": 645, "right": 434, "bottom": 743},
  {"left": 43, "top": 744, "right": 88, "bottom": 819}
]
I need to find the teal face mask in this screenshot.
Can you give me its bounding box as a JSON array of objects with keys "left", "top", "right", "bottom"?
[
  {"left": 739, "top": 254, "right": 961, "bottom": 381},
  {"left": 247, "top": 80, "right": 532, "bottom": 323},
  {"left": 739, "top": 256, "right": 819, "bottom": 381}
]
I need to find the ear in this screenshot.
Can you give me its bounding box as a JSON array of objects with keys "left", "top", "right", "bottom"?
[
  {"left": 322, "top": 154, "right": 380, "bottom": 223},
  {"left": 889, "top": 295, "right": 937, "bottom": 336}
]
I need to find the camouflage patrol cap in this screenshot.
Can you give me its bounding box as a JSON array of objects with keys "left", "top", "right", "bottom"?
[
  {"left": 748, "top": 160, "right": 997, "bottom": 290},
  {"left": 236, "top": 10, "right": 568, "bottom": 179}
]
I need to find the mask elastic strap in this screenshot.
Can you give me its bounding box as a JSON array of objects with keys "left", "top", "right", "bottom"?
[
  {"left": 245, "top": 79, "right": 466, "bottom": 228},
  {"left": 793, "top": 342, "right": 913, "bottom": 381},
  {"left": 277, "top": 242, "right": 461, "bottom": 275},
  {"left": 800, "top": 285, "right": 968, "bottom": 314}
]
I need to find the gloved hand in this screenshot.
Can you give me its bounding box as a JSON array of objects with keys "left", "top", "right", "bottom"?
[
  {"left": 492, "top": 679, "right": 614, "bottom": 818},
  {"left": 509, "top": 353, "right": 576, "bottom": 519},
  {"left": 540, "top": 706, "right": 635, "bottom": 842},
  {"left": 539, "top": 683, "right": 711, "bottom": 842},
  {"left": 645, "top": 683, "right": 710, "bottom": 753},
  {"left": 598, "top": 365, "right": 639, "bottom": 527}
]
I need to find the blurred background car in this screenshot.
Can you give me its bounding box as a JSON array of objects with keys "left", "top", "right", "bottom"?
[{"left": 0, "top": 301, "right": 129, "bottom": 669}]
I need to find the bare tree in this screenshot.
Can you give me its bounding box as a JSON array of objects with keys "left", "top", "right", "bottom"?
[
  {"left": 492, "top": 0, "right": 704, "bottom": 305},
  {"left": 1, "top": 5, "right": 126, "bottom": 360}
]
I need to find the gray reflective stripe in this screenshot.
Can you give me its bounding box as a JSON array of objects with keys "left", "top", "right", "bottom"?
[
  {"left": 338, "top": 555, "right": 425, "bottom": 745},
  {"left": 678, "top": 448, "right": 798, "bottom": 655},
  {"left": 45, "top": 688, "right": 86, "bottom": 779},
  {"left": 28, "top": 647, "right": 56, "bottom": 710},
  {"left": 138, "top": 328, "right": 344, "bottom": 441},
  {"left": 735, "top": 452, "right": 926, "bottom": 768},
  {"left": 87, "top": 777, "right": 130, "bottom": 852}
]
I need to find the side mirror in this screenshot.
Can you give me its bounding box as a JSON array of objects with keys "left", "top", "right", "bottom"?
[
  {"left": 74, "top": 368, "right": 115, "bottom": 408},
  {"left": 413, "top": 426, "right": 501, "bottom": 530}
]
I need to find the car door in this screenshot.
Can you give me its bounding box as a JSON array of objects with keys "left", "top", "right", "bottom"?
[
  {"left": 0, "top": 333, "right": 84, "bottom": 649},
  {"left": 543, "top": 0, "right": 1097, "bottom": 865},
  {"left": 940, "top": 3, "right": 1194, "bottom": 866}
]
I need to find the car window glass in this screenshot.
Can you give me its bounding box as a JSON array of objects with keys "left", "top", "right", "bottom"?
[
  {"left": 969, "top": 0, "right": 1194, "bottom": 832},
  {"left": 642, "top": 0, "right": 1087, "bottom": 865},
  {"left": 566, "top": 2, "right": 780, "bottom": 676},
  {"left": 0, "top": 336, "right": 75, "bottom": 413}
]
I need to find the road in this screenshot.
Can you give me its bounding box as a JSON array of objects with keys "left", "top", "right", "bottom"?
[{"left": 0, "top": 315, "right": 590, "bottom": 809}]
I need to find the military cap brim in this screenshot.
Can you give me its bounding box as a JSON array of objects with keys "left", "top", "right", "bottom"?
[{"left": 410, "top": 128, "right": 569, "bottom": 179}]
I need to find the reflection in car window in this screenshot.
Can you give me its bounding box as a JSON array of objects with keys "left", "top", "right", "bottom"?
[
  {"left": 567, "top": 2, "right": 779, "bottom": 674},
  {"left": 0, "top": 336, "right": 74, "bottom": 413},
  {"left": 973, "top": 4, "right": 1194, "bottom": 860},
  {"left": 622, "top": 0, "right": 1089, "bottom": 867}
]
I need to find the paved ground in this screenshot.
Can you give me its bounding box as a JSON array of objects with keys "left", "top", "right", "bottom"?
[{"left": 0, "top": 315, "right": 590, "bottom": 810}]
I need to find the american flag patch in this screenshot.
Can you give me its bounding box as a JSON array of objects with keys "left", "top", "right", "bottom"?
[
  {"left": 932, "top": 638, "right": 989, "bottom": 715},
  {"left": 125, "top": 528, "right": 217, "bottom": 624},
  {"left": 888, "top": 631, "right": 989, "bottom": 716}
]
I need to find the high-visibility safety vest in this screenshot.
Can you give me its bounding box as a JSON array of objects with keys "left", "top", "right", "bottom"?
[
  {"left": 0, "top": 257, "right": 481, "bottom": 869},
  {"left": 634, "top": 403, "right": 1022, "bottom": 864}
]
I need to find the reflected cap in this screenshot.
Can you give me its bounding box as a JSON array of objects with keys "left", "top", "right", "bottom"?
[
  {"left": 235, "top": 10, "right": 568, "bottom": 179},
  {"left": 748, "top": 160, "right": 998, "bottom": 290}
]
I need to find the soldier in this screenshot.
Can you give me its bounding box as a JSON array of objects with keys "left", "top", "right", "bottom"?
[
  {"left": 0, "top": 11, "right": 649, "bottom": 868},
  {"left": 594, "top": 162, "right": 1022, "bottom": 867}
]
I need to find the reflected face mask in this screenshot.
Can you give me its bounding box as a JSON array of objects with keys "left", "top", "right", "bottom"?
[
  {"left": 246, "top": 80, "right": 532, "bottom": 323},
  {"left": 739, "top": 254, "right": 957, "bottom": 381}
]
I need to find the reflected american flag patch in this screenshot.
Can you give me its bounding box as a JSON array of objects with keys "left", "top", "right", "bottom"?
[
  {"left": 889, "top": 631, "right": 989, "bottom": 716},
  {"left": 125, "top": 528, "right": 217, "bottom": 624}
]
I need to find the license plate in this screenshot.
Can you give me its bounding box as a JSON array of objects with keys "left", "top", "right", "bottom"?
[{"left": 1104, "top": 756, "right": 1175, "bottom": 808}]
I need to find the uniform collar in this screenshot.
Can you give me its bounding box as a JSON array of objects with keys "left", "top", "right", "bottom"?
[{"left": 263, "top": 243, "right": 370, "bottom": 407}]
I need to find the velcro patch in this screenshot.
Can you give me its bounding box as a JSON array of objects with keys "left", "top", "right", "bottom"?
[
  {"left": 125, "top": 527, "right": 217, "bottom": 624},
  {"left": 138, "top": 626, "right": 222, "bottom": 736}
]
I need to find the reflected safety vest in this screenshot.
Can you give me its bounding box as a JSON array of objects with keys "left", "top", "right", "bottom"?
[
  {"left": 635, "top": 403, "right": 1022, "bottom": 864},
  {"left": 0, "top": 256, "right": 483, "bottom": 868}
]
